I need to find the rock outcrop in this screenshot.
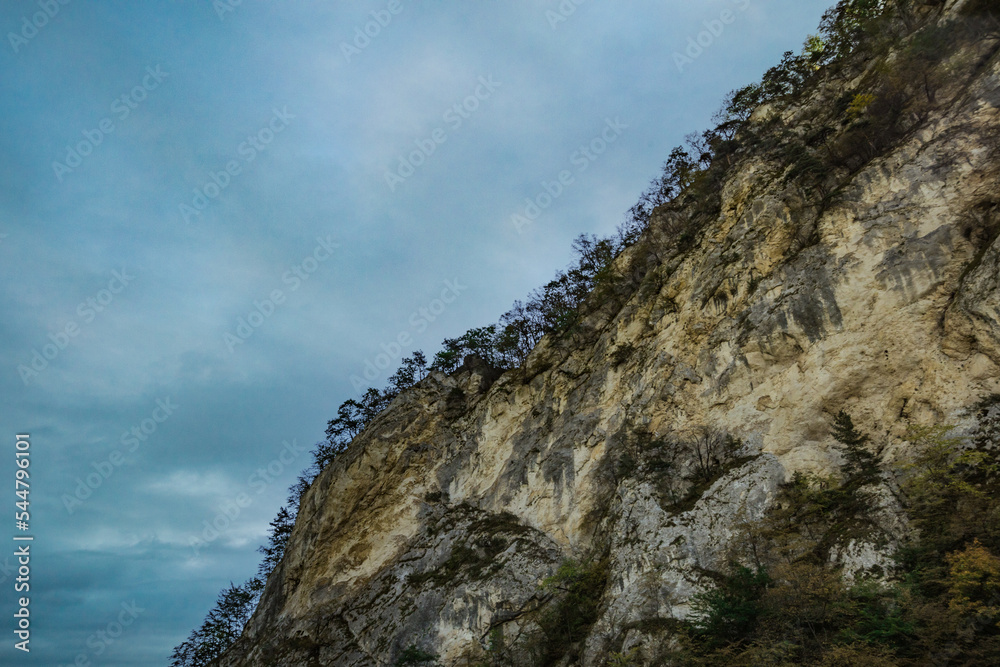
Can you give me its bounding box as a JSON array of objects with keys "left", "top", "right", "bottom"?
[{"left": 217, "top": 4, "right": 1000, "bottom": 665}]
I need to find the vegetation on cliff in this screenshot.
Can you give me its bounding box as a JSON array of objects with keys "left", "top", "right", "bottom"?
[
  {"left": 171, "top": 0, "right": 1000, "bottom": 664},
  {"left": 640, "top": 399, "right": 1000, "bottom": 666}
]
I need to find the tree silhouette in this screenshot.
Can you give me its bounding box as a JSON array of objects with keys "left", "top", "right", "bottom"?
[{"left": 257, "top": 506, "right": 295, "bottom": 580}]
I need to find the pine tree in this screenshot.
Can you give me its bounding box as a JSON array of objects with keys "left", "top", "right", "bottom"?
[
  {"left": 832, "top": 411, "right": 879, "bottom": 484},
  {"left": 257, "top": 506, "right": 295, "bottom": 580},
  {"left": 168, "top": 579, "right": 261, "bottom": 667}
]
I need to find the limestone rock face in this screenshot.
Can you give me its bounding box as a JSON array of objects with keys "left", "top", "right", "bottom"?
[{"left": 218, "top": 10, "right": 1000, "bottom": 667}]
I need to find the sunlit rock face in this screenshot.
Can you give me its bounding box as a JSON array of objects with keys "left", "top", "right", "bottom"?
[{"left": 216, "top": 7, "right": 1000, "bottom": 666}]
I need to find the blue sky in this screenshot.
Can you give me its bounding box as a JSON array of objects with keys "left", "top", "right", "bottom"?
[{"left": 0, "top": 1, "right": 833, "bottom": 663}]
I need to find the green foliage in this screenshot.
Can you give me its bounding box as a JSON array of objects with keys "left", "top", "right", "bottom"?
[
  {"left": 690, "top": 565, "right": 771, "bottom": 644},
  {"left": 626, "top": 146, "right": 699, "bottom": 229},
  {"left": 945, "top": 540, "right": 1000, "bottom": 623},
  {"left": 782, "top": 138, "right": 829, "bottom": 186},
  {"left": 668, "top": 410, "right": 996, "bottom": 665},
  {"left": 804, "top": 34, "right": 828, "bottom": 66},
  {"left": 256, "top": 505, "right": 294, "bottom": 580},
  {"left": 415, "top": 232, "right": 625, "bottom": 378},
  {"left": 464, "top": 559, "right": 609, "bottom": 665},
  {"left": 471, "top": 510, "right": 527, "bottom": 535},
  {"left": 409, "top": 538, "right": 507, "bottom": 588},
  {"left": 388, "top": 350, "right": 428, "bottom": 392},
  {"left": 716, "top": 84, "right": 764, "bottom": 129},
  {"left": 896, "top": 420, "right": 1000, "bottom": 594},
  {"left": 430, "top": 326, "right": 504, "bottom": 372},
  {"left": 607, "top": 646, "right": 642, "bottom": 666},
  {"left": 324, "top": 384, "right": 399, "bottom": 448},
  {"left": 689, "top": 430, "right": 742, "bottom": 485},
  {"left": 839, "top": 578, "right": 914, "bottom": 648},
  {"left": 832, "top": 411, "right": 881, "bottom": 485},
  {"left": 604, "top": 425, "right": 746, "bottom": 512},
  {"left": 665, "top": 401, "right": 1000, "bottom": 665},
  {"left": 395, "top": 645, "right": 440, "bottom": 666},
  {"left": 818, "top": 0, "right": 892, "bottom": 61},
  {"left": 168, "top": 578, "right": 263, "bottom": 667},
  {"left": 532, "top": 559, "right": 608, "bottom": 666},
  {"left": 409, "top": 511, "right": 526, "bottom": 587},
  {"left": 666, "top": 558, "right": 916, "bottom": 665},
  {"left": 430, "top": 345, "right": 463, "bottom": 374},
  {"left": 886, "top": 410, "right": 1000, "bottom": 663},
  {"left": 759, "top": 466, "right": 880, "bottom": 569},
  {"left": 903, "top": 424, "right": 979, "bottom": 509},
  {"left": 815, "top": 642, "right": 901, "bottom": 666},
  {"left": 846, "top": 92, "right": 876, "bottom": 119},
  {"left": 760, "top": 50, "right": 813, "bottom": 99}
]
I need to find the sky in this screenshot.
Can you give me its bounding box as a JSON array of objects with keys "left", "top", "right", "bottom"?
[{"left": 0, "top": 1, "right": 834, "bottom": 664}]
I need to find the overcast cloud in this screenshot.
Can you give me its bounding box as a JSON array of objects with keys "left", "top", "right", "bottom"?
[{"left": 0, "top": 1, "right": 832, "bottom": 663}]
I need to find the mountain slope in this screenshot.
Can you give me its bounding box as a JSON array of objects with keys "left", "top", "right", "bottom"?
[{"left": 216, "top": 2, "right": 1000, "bottom": 665}]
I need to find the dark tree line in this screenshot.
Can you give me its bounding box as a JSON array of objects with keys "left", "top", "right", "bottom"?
[
  {"left": 424, "top": 232, "right": 623, "bottom": 374},
  {"left": 168, "top": 508, "right": 292, "bottom": 667}
]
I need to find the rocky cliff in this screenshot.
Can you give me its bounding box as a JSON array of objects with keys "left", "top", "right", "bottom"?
[{"left": 217, "top": 2, "right": 1000, "bottom": 665}]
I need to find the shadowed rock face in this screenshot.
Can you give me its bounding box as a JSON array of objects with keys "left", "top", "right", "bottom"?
[{"left": 217, "top": 10, "right": 1000, "bottom": 667}]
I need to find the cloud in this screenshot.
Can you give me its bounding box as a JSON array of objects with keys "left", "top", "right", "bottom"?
[{"left": 0, "top": 1, "right": 836, "bottom": 663}]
